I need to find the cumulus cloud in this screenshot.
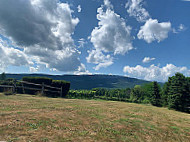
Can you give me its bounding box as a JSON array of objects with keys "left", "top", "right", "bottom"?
[
  {"left": 94, "top": 61, "right": 113, "bottom": 71},
  {"left": 91, "top": 1, "right": 133, "bottom": 55},
  {"left": 104, "top": 0, "right": 113, "bottom": 9},
  {"left": 0, "top": 0, "right": 81, "bottom": 72},
  {"left": 123, "top": 64, "right": 190, "bottom": 82},
  {"left": 137, "top": 19, "right": 171, "bottom": 43},
  {"left": 88, "top": 0, "right": 133, "bottom": 70},
  {"left": 142, "top": 57, "right": 155, "bottom": 63},
  {"left": 126, "top": 0, "right": 173, "bottom": 43},
  {"left": 29, "top": 66, "right": 39, "bottom": 72},
  {"left": 74, "top": 64, "right": 92, "bottom": 75},
  {"left": 77, "top": 5, "right": 81, "bottom": 13},
  {"left": 0, "top": 38, "right": 31, "bottom": 71},
  {"left": 86, "top": 50, "right": 113, "bottom": 70},
  {"left": 125, "top": 0, "right": 150, "bottom": 22}
]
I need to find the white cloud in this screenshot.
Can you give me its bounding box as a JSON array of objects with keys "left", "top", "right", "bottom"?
[
  {"left": 88, "top": 0, "right": 133, "bottom": 70},
  {"left": 0, "top": 0, "right": 81, "bottom": 72},
  {"left": 104, "top": 0, "right": 113, "bottom": 9},
  {"left": 86, "top": 50, "right": 113, "bottom": 70},
  {"left": 126, "top": 0, "right": 173, "bottom": 43},
  {"left": 123, "top": 64, "right": 190, "bottom": 82},
  {"left": 74, "top": 63, "right": 92, "bottom": 75},
  {"left": 77, "top": 5, "right": 81, "bottom": 13},
  {"left": 182, "top": 0, "right": 190, "bottom": 1},
  {"left": 29, "top": 66, "right": 39, "bottom": 72},
  {"left": 86, "top": 50, "right": 112, "bottom": 64},
  {"left": 142, "top": 57, "right": 155, "bottom": 63},
  {"left": 179, "top": 24, "right": 185, "bottom": 31},
  {"left": 0, "top": 38, "right": 31, "bottom": 71},
  {"left": 125, "top": 0, "right": 150, "bottom": 22},
  {"left": 173, "top": 24, "right": 186, "bottom": 33},
  {"left": 94, "top": 61, "right": 113, "bottom": 71},
  {"left": 137, "top": 19, "right": 171, "bottom": 43},
  {"left": 91, "top": 1, "right": 133, "bottom": 55},
  {"left": 78, "top": 38, "right": 86, "bottom": 48}
]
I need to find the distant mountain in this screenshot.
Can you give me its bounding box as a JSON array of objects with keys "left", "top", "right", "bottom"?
[{"left": 6, "top": 74, "right": 151, "bottom": 90}]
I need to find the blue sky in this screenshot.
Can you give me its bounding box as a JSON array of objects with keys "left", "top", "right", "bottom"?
[{"left": 0, "top": 0, "right": 190, "bottom": 82}]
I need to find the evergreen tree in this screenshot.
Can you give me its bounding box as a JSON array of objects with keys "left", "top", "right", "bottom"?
[
  {"left": 168, "top": 73, "right": 190, "bottom": 112},
  {"left": 149, "top": 81, "right": 161, "bottom": 107},
  {"left": 187, "top": 77, "right": 190, "bottom": 94},
  {"left": 183, "top": 77, "right": 190, "bottom": 112},
  {"left": 162, "top": 78, "right": 172, "bottom": 106},
  {"left": 0, "top": 72, "right": 6, "bottom": 80}
]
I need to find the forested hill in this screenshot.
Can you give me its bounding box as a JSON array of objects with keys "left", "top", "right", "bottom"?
[{"left": 6, "top": 74, "right": 150, "bottom": 90}]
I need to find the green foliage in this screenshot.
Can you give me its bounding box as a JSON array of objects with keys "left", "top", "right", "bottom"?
[
  {"left": 22, "top": 77, "right": 52, "bottom": 85},
  {"left": 0, "top": 77, "right": 70, "bottom": 97},
  {"left": 0, "top": 72, "right": 6, "bottom": 80},
  {"left": 0, "top": 78, "right": 15, "bottom": 92},
  {"left": 19, "top": 77, "right": 70, "bottom": 97},
  {"left": 0, "top": 79, "right": 14, "bottom": 85},
  {"left": 51, "top": 80, "right": 70, "bottom": 97},
  {"left": 130, "top": 85, "right": 145, "bottom": 103},
  {"left": 149, "top": 81, "right": 161, "bottom": 107},
  {"left": 67, "top": 88, "right": 131, "bottom": 101},
  {"left": 161, "top": 81, "right": 170, "bottom": 106},
  {"left": 141, "top": 83, "right": 152, "bottom": 97},
  {"left": 167, "top": 73, "right": 190, "bottom": 112}
]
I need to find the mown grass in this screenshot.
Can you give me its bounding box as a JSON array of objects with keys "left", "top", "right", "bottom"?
[{"left": 0, "top": 93, "right": 189, "bottom": 142}]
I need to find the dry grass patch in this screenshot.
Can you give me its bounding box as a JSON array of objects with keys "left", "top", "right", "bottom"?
[{"left": 0, "top": 94, "right": 189, "bottom": 142}]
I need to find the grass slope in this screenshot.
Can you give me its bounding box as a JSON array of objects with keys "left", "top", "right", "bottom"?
[
  {"left": 6, "top": 74, "right": 151, "bottom": 90},
  {"left": 0, "top": 94, "right": 189, "bottom": 142}
]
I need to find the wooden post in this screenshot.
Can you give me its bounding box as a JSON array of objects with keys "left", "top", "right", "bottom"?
[
  {"left": 13, "top": 80, "right": 17, "bottom": 94},
  {"left": 41, "top": 82, "right": 44, "bottom": 95},
  {"left": 60, "top": 87, "right": 63, "bottom": 97},
  {"left": 22, "top": 83, "right": 25, "bottom": 94}
]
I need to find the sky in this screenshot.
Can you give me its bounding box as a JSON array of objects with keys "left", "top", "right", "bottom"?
[{"left": 0, "top": 0, "right": 190, "bottom": 82}]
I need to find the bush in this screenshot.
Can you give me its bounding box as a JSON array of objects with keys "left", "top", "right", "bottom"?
[
  {"left": 51, "top": 80, "right": 70, "bottom": 97},
  {"left": 21, "top": 77, "right": 52, "bottom": 95},
  {"left": 19, "top": 77, "right": 70, "bottom": 97},
  {"left": 0, "top": 79, "right": 15, "bottom": 93},
  {"left": 67, "top": 88, "right": 131, "bottom": 102},
  {"left": 22, "top": 77, "right": 52, "bottom": 85}
]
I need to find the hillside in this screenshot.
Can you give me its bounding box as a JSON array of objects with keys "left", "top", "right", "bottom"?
[
  {"left": 0, "top": 94, "right": 189, "bottom": 142},
  {"left": 6, "top": 74, "right": 150, "bottom": 90}
]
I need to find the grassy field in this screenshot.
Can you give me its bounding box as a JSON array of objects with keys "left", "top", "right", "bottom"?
[{"left": 0, "top": 94, "right": 189, "bottom": 142}]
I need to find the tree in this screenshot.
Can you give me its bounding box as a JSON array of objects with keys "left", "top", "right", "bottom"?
[
  {"left": 149, "top": 81, "right": 161, "bottom": 107},
  {"left": 130, "top": 85, "right": 145, "bottom": 103},
  {"left": 141, "top": 82, "right": 152, "bottom": 103},
  {"left": 0, "top": 72, "right": 6, "bottom": 80},
  {"left": 186, "top": 77, "right": 190, "bottom": 94},
  {"left": 167, "top": 73, "right": 190, "bottom": 112},
  {"left": 161, "top": 81, "right": 170, "bottom": 106}
]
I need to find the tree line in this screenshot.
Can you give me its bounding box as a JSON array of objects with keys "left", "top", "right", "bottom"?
[{"left": 67, "top": 73, "right": 190, "bottom": 113}]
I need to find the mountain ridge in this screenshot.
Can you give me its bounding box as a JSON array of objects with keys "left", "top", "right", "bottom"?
[{"left": 6, "top": 73, "right": 151, "bottom": 90}]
